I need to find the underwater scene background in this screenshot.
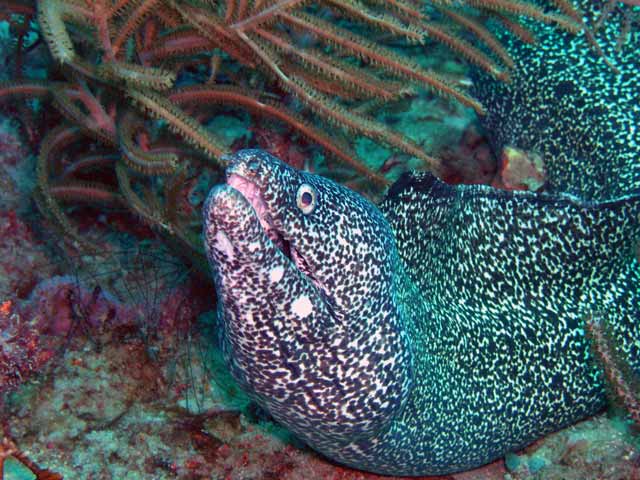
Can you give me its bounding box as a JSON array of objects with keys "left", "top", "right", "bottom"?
[{"left": 0, "top": 0, "right": 638, "bottom": 478}]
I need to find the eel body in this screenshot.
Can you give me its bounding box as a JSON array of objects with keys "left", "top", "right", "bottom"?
[
  {"left": 471, "top": 0, "right": 639, "bottom": 201},
  {"left": 203, "top": 149, "right": 640, "bottom": 476}
]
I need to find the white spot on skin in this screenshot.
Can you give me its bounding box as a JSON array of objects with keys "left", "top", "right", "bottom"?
[
  {"left": 291, "top": 295, "right": 313, "bottom": 318},
  {"left": 270, "top": 266, "right": 284, "bottom": 283},
  {"left": 214, "top": 231, "right": 234, "bottom": 259}
]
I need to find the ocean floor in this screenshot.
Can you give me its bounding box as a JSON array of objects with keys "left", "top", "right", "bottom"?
[{"left": 4, "top": 327, "right": 640, "bottom": 480}]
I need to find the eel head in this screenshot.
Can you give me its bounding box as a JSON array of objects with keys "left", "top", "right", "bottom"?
[{"left": 203, "top": 150, "right": 412, "bottom": 445}]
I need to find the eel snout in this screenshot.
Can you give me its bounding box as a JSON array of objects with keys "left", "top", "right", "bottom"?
[{"left": 203, "top": 165, "right": 293, "bottom": 265}]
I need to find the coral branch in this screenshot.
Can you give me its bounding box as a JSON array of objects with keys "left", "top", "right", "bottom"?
[
  {"left": 127, "top": 89, "right": 227, "bottom": 163},
  {"left": 50, "top": 181, "right": 124, "bottom": 206},
  {"left": 118, "top": 111, "right": 179, "bottom": 175},
  {"left": 0, "top": 81, "right": 50, "bottom": 99}
]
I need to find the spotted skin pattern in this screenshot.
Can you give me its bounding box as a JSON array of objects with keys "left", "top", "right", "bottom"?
[
  {"left": 472, "top": 0, "right": 639, "bottom": 201},
  {"left": 203, "top": 150, "right": 640, "bottom": 476}
]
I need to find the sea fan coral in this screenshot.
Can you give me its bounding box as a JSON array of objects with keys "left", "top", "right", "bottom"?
[{"left": 0, "top": 0, "right": 585, "bottom": 264}]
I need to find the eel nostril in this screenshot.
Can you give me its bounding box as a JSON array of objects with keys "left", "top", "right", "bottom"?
[{"left": 247, "top": 157, "right": 261, "bottom": 171}]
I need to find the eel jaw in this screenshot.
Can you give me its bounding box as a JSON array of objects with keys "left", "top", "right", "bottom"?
[
  {"left": 226, "top": 173, "right": 320, "bottom": 288},
  {"left": 226, "top": 173, "right": 291, "bottom": 258}
]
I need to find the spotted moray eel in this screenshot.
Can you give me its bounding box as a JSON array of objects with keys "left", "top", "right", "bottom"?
[{"left": 203, "top": 149, "right": 640, "bottom": 476}]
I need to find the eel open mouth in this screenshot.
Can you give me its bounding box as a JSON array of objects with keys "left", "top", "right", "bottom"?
[
  {"left": 226, "top": 173, "right": 319, "bottom": 285},
  {"left": 227, "top": 173, "right": 292, "bottom": 259}
]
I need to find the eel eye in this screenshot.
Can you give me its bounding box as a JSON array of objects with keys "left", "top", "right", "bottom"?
[{"left": 296, "top": 184, "right": 316, "bottom": 214}]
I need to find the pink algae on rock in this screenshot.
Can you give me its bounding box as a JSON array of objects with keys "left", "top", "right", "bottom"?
[{"left": 492, "top": 146, "right": 546, "bottom": 192}]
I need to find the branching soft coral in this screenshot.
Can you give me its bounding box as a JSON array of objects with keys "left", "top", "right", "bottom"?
[{"left": 0, "top": 0, "right": 585, "bottom": 262}]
